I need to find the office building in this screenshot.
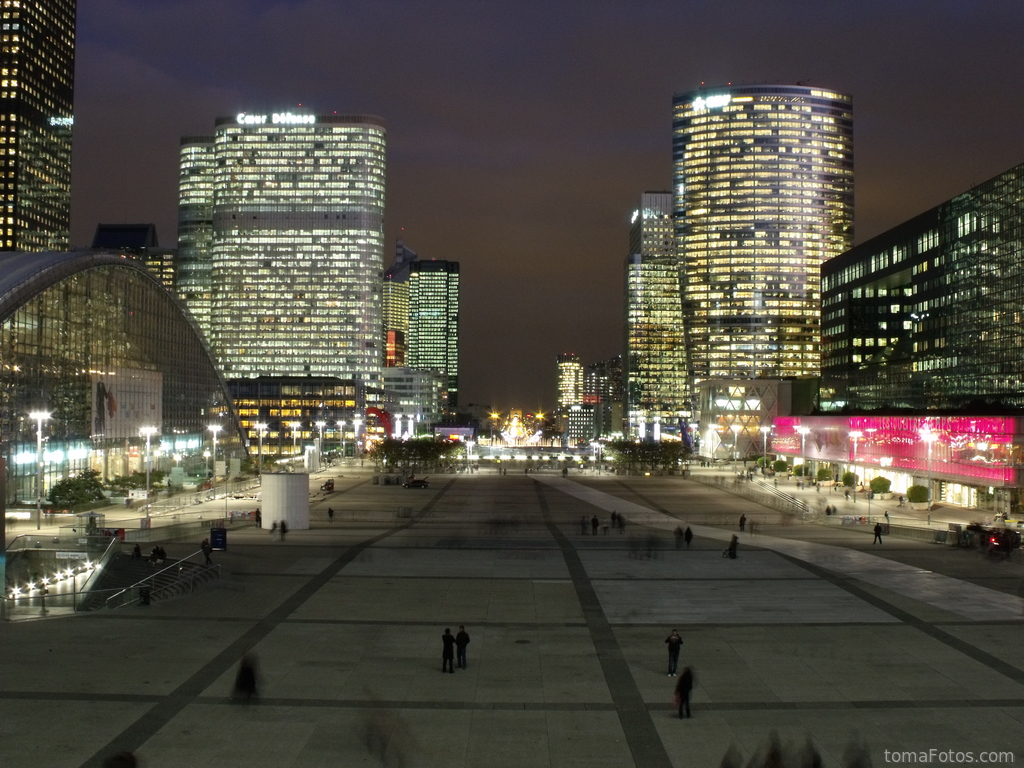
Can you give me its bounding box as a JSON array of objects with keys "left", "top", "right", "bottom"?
[
  {"left": 822, "top": 160, "right": 1024, "bottom": 410},
  {"left": 0, "top": 0, "right": 76, "bottom": 251},
  {"left": 177, "top": 112, "right": 387, "bottom": 383},
  {"left": 382, "top": 367, "right": 448, "bottom": 435},
  {"left": 91, "top": 223, "right": 176, "bottom": 289},
  {"left": 585, "top": 356, "right": 624, "bottom": 438},
  {"left": 0, "top": 250, "right": 242, "bottom": 507},
  {"left": 382, "top": 240, "right": 417, "bottom": 367},
  {"left": 557, "top": 353, "right": 583, "bottom": 410},
  {"left": 177, "top": 135, "right": 215, "bottom": 336},
  {"left": 625, "top": 191, "right": 689, "bottom": 438},
  {"left": 407, "top": 259, "right": 460, "bottom": 406},
  {"left": 673, "top": 84, "right": 853, "bottom": 383}
]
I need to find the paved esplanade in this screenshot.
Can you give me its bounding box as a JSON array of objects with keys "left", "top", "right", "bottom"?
[{"left": 2, "top": 473, "right": 1022, "bottom": 767}]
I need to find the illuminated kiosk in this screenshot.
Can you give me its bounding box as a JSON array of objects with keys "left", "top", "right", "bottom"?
[{"left": 260, "top": 473, "right": 309, "bottom": 531}]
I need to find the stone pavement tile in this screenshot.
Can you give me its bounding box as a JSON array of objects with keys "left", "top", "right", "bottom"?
[
  {"left": 0, "top": 700, "right": 152, "bottom": 768},
  {"left": 144, "top": 573, "right": 316, "bottom": 620},
  {"left": 594, "top": 578, "right": 896, "bottom": 625},
  {"left": 339, "top": 547, "right": 570, "bottom": 579},
  {"left": 290, "top": 577, "right": 571, "bottom": 624},
  {"left": 849, "top": 579, "right": 967, "bottom": 623},
  {"left": 0, "top": 617, "right": 247, "bottom": 696},
  {"left": 544, "top": 711, "right": 634, "bottom": 767},
  {"left": 578, "top": 549, "right": 815, "bottom": 581},
  {"left": 464, "top": 710, "right": 550, "bottom": 767},
  {"left": 937, "top": 623, "right": 1024, "bottom": 675}
]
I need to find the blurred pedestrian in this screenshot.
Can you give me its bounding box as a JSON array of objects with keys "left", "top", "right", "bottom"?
[
  {"left": 270, "top": 521, "right": 277, "bottom": 538},
  {"left": 279, "top": 520, "right": 288, "bottom": 541},
  {"left": 102, "top": 752, "right": 137, "bottom": 768},
  {"left": 675, "top": 666, "right": 694, "bottom": 718},
  {"left": 725, "top": 535, "right": 738, "bottom": 559},
  {"left": 674, "top": 526, "right": 684, "bottom": 549},
  {"left": 684, "top": 527, "right": 693, "bottom": 548},
  {"left": 580, "top": 516, "right": 587, "bottom": 535},
  {"left": 591, "top": 515, "right": 599, "bottom": 535},
  {"left": 233, "top": 653, "right": 258, "bottom": 703},
  {"left": 328, "top": 507, "right": 335, "bottom": 523},
  {"left": 738, "top": 514, "right": 746, "bottom": 532}
]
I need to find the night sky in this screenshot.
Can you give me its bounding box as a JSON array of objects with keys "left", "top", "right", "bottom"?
[{"left": 71, "top": 1, "right": 1024, "bottom": 413}]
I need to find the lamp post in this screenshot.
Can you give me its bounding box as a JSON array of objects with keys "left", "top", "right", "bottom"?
[
  {"left": 289, "top": 421, "right": 302, "bottom": 456},
  {"left": 920, "top": 427, "right": 938, "bottom": 512},
  {"left": 759, "top": 425, "right": 771, "bottom": 474},
  {"left": 796, "top": 426, "right": 810, "bottom": 480},
  {"left": 353, "top": 417, "right": 363, "bottom": 456},
  {"left": 730, "top": 424, "right": 742, "bottom": 468},
  {"left": 208, "top": 425, "right": 222, "bottom": 498},
  {"left": 315, "top": 420, "right": 326, "bottom": 471},
  {"left": 338, "top": 420, "right": 347, "bottom": 462},
  {"left": 254, "top": 422, "right": 267, "bottom": 478},
  {"left": 139, "top": 426, "right": 158, "bottom": 509},
  {"left": 849, "top": 430, "right": 862, "bottom": 502},
  {"left": 29, "top": 410, "right": 50, "bottom": 530}
]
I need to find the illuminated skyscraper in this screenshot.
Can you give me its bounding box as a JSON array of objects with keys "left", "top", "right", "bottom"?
[
  {"left": 407, "top": 259, "right": 460, "bottom": 406},
  {"left": 673, "top": 84, "right": 853, "bottom": 384},
  {"left": 0, "top": 0, "right": 75, "bottom": 251},
  {"left": 382, "top": 239, "right": 418, "bottom": 367},
  {"left": 557, "top": 353, "right": 583, "bottom": 409},
  {"left": 177, "top": 135, "right": 215, "bottom": 337},
  {"left": 177, "top": 112, "right": 387, "bottom": 384},
  {"left": 625, "top": 191, "right": 689, "bottom": 438}
]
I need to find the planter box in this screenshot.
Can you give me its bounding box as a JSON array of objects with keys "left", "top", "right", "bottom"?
[{"left": 911, "top": 502, "right": 930, "bottom": 511}]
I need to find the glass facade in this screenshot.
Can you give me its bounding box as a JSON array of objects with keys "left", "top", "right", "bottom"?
[
  {"left": 584, "top": 355, "right": 624, "bottom": 438},
  {"left": 0, "top": 252, "right": 240, "bottom": 505},
  {"left": 176, "top": 136, "right": 215, "bottom": 337},
  {"left": 178, "top": 113, "right": 387, "bottom": 384},
  {"left": 673, "top": 85, "right": 853, "bottom": 383},
  {"left": 822, "top": 162, "right": 1024, "bottom": 410},
  {"left": 407, "top": 260, "right": 460, "bottom": 406},
  {"left": 382, "top": 239, "right": 417, "bottom": 367},
  {"left": 625, "top": 191, "right": 690, "bottom": 436},
  {"left": 0, "top": 0, "right": 75, "bottom": 251}
]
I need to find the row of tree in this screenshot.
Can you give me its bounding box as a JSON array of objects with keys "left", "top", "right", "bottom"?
[
  {"left": 368, "top": 438, "right": 464, "bottom": 474},
  {"left": 604, "top": 440, "right": 692, "bottom": 474}
]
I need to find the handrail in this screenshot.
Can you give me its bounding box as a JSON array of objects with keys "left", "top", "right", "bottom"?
[
  {"left": 103, "top": 549, "right": 204, "bottom": 608},
  {"left": 688, "top": 473, "right": 813, "bottom": 519}
]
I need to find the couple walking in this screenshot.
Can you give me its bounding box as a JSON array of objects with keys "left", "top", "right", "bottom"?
[{"left": 441, "top": 626, "right": 471, "bottom": 672}]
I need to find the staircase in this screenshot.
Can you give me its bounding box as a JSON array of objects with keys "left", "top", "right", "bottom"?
[{"left": 79, "top": 551, "right": 221, "bottom": 611}]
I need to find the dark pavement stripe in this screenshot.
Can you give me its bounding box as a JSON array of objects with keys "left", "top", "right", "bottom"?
[
  {"left": 535, "top": 480, "right": 673, "bottom": 768},
  {"left": 77, "top": 479, "right": 457, "bottom": 768}
]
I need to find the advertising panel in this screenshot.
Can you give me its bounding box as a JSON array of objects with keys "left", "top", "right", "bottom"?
[{"left": 91, "top": 369, "right": 163, "bottom": 439}]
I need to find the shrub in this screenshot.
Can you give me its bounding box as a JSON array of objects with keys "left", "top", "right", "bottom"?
[
  {"left": 841, "top": 471, "right": 858, "bottom": 488},
  {"left": 772, "top": 459, "right": 789, "bottom": 473},
  {"left": 906, "top": 484, "right": 929, "bottom": 504},
  {"left": 49, "top": 469, "right": 106, "bottom": 508},
  {"left": 792, "top": 464, "right": 806, "bottom": 477},
  {"left": 869, "top": 476, "right": 891, "bottom": 494},
  {"left": 816, "top": 467, "right": 833, "bottom": 482}
]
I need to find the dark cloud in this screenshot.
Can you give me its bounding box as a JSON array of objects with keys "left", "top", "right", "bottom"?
[{"left": 71, "top": 0, "right": 1024, "bottom": 411}]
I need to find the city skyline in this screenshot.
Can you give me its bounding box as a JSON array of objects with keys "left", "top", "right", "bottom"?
[{"left": 69, "top": 1, "right": 1024, "bottom": 410}]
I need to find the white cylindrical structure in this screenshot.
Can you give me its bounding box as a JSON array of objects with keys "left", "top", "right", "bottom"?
[{"left": 261, "top": 472, "right": 310, "bottom": 531}]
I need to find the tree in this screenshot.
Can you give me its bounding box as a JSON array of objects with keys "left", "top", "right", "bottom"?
[
  {"left": 906, "top": 484, "right": 929, "bottom": 504},
  {"left": 48, "top": 470, "right": 106, "bottom": 509},
  {"left": 816, "top": 467, "right": 833, "bottom": 482},
  {"left": 772, "top": 459, "right": 789, "bottom": 474},
  {"left": 841, "top": 471, "right": 858, "bottom": 488}
]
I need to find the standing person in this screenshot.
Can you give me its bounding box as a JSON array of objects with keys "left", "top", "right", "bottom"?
[
  {"left": 233, "top": 652, "right": 258, "bottom": 703},
  {"left": 591, "top": 515, "right": 599, "bottom": 535},
  {"left": 455, "top": 625, "right": 470, "bottom": 669},
  {"left": 441, "top": 628, "right": 456, "bottom": 673},
  {"left": 739, "top": 514, "right": 746, "bottom": 532},
  {"left": 580, "top": 516, "right": 588, "bottom": 535},
  {"left": 665, "top": 629, "right": 683, "bottom": 676},
  {"left": 279, "top": 520, "right": 288, "bottom": 541},
  {"left": 327, "top": 507, "right": 335, "bottom": 523},
  {"left": 684, "top": 527, "right": 693, "bottom": 548},
  {"left": 675, "top": 666, "right": 694, "bottom": 718},
  {"left": 201, "top": 538, "right": 212, "bottom": 566},
  {"left": 611, "top": 511, "right": 618, "bottom": 527},
  {"left": 674, "top": 526, "right": 684, "bottom": 549},
  {"left": 873, "top": 522, "right": 883, "bottom": 544}
]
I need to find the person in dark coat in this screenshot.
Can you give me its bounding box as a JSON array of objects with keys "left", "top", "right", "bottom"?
[
  {"left": 684, "top": 527, "right": 693, "bottom": 548},
  {"left": 441, "top": 628, "right": 456, "bottom": 673},
  {"left": 873, "top": 522, "right": 883, "bottom": 544},
  {"left": 739, "top": 514, "right": 746, "bottom": 532},
  {"left": 327, "top": 507, "right": 335, "bottom": 523},
  {"left": 279, "top": 520, "right": 288, "bottom": 541},
  {"left": 131, "top": 544, "right": 141, "bottom": 560},
  {"left": 674, "top": 526, "right": 684, "bottom": 549},
  {"left": 675, "top": 666, "right": 694, "bottom": 718},
  {"left": 455, "top": 625, "right": 470, "bottom": 669},
  {"left": 233, "top": 653, "right": 258, "bottom": 703},
  {"left": 591, "top": 515, "right": 599, "bottom": 535},
  {"left": 201, "top": 538, "right": 212, "bottom": 566},
  {"left": 665, "top": 629, "right": 683, "bottom": 676},
  {"left": 726, "top": 535, "right": 738, "bottom": 559}
]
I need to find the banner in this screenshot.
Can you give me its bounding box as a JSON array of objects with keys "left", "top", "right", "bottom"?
[{"left": 92, "top": 368, "right": 163, "bottom": 439}]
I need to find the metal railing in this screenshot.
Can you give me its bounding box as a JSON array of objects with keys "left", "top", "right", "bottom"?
[
  {"left": 687, "top": 473, "right": 814, "bottom": 520},
  {"left": 103, "top": 550, "right": 222, "bottom": 611}
]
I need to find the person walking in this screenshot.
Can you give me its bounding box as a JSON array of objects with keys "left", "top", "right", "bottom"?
[
  {"left": 328, "top": 507, "right": 335, "bottom": 523},
  {"left": 455, "top": 625, "right": 470, "bottom": 669},
  {"left": 884, "top": 511, "right": 890, "bottom": 525},
  {"left": 591, "top": 515, "right": 599, "bottom": 535},
  {"left": 665, "top": 629, "right": 683, "bottom": 676},
  {"left": 684, "top": 527, "right": 693, "bottom": 548},
  {"left": 233, "top": 652, "right": 258, "bottom": 704},
  {"left": 201, "top": 538, "right": 212, "bottom": 566},
  {"left": 674, "top": 526, "right": 684, "bottom": 549},
  {"left": 738, "top": 514, "right": 746, "bottom": 532},
  {"left": 873, "top": 522, "right": 883, "bottom": 545},
  {"left": 279, "top": 520, "right": 288, "bottom": 541},
  {"left": 725, "top": 535, "right": 738, "bottom": 559},
  {"left": 675, "top": 666, "right": 694, "bottom": 718},
  {"left": 441, "top": 628, "right": 456, "bottom": 673}
]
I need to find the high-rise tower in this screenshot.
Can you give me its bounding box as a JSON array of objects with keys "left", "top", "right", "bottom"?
[
  {"left": 177, "top": 112, "right": 387, "bottom": 384},
  {"left": 407, "top": 259, "right": 460, "bottom": 406},
  {"left": 0, "top": 0, "right": 75, "bottom": 251},
  {"left": 382, "top": 239, "right": 418, "bottom": 367},
  {"left": 625, "top": 191, "right": 689, "bottom": 438},
  {"left": 673, "top": 84, "right": 853, "bottom": 384},
  {"left": 177, "top": 135, "right": 215, "bottom": 337}
]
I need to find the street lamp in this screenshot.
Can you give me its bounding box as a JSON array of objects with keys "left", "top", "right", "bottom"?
[
  {"left": 208, "top": 425, "right": 222, "bottom": 496},
  {"left": 29, "top": 410, "right": 50, "bottom": 530},
  {"left": 353, "top": 417, "right": 363, "bottom": 455},
  {"left": 730, "top": 424, "right": 742, "bottom": 467},
  {"left": 759, "top": 425, "right": 771, "bottom": 473},
  {"left": 796, "top": 426, "right": 810, "bottom": 480},
  {"left": 254, "top": 422, "right": 267, "bottom": 477},
  {"left": 139, "top": 426, "right": 158, "bottom": 510},
  {"left": 920, "top": 427, "right": 938, "bottom": 511},
  {"left": 289, "top": 421, "right": 302, "bottom": 456},
  {"left": 337, "top": 419, "right": 347, "bottom": 461},
  {"left": 849, "top": 430, "right": 863, "bottom": 502},
  {"left": 315, "top": 420, "right": 326, "bottom": 470}
]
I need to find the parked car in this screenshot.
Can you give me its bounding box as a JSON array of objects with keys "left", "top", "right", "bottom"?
[{"left": 403, "top": 477, "right": 429, "bottom": 489}]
